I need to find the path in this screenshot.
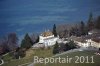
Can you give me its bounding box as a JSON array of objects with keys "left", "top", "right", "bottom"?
[{"left": 0, "top": 59, "right": 4, "bottom": 66}]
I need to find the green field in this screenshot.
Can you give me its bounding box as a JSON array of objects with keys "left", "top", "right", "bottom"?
[
  {"left": 1, "top": 49, "right": 100, "bottom": 66},
  {"left": 1, "top": 48, "right": 53, "bottom": 66},
  {"left": 35, "top": 50, "right": 100, "bottom": 66}
]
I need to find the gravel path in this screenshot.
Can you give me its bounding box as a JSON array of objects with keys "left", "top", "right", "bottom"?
[{"left": 0, "top": 59, "right": 4, "bottom": 65}]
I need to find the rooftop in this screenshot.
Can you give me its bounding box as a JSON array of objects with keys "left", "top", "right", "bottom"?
[{"left": 41, "top": 31, "right": 53, "bottom": 37}]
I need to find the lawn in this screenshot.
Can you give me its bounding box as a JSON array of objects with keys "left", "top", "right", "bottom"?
[
  {"left": 35, "top": 50, "right": 100, "bottom": 66},
  {"left": 2, "top": 53, "right": 13, "bottom": 62},
  {"left": 1, "top": 49, "right": 100, "bottom": 66},
  {"left": 1, "top": 48, "right": 53, "bottom": 66}
]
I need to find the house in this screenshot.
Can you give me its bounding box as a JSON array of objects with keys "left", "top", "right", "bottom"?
[
  {"left": 88, "top": 29, "right": 100, "bottom": 35},
  {"left": 86, "top": 38, "right": 100, "bottom": 48},
  {"left": 86, "top": 32, "right": 100, "bottom": 49},
  {"left": 70, "top": 35, "right": 100, "bottom": 49},
  {"left": 57, "top": 38, "right": 69, "bottom": 44},
  {"left": 38, "top": 30, "right": 59, "bottom": 47},
  {"left": 70, "top": 36, "right": 89, "bottom": 48}
]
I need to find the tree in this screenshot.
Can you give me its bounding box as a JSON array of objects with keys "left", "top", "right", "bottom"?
[
  {"left": 53, "top": 42, "right": 59, "bottom": 54},
  {"left": 21, "top": 33, "right": 33, "bottom": 49},
  {"left": 60, "top": 29, "right": 68, "bottom": 38},
  {"left": 87, "top": 12, "right": 94, "bottom": 31},
  {"left": 14, "top": 47, "right": 25, "bottom": 59},
  {"left": 95, "top": 16, "right": 100, "bottom": 29},
  {"left": 0, "top": 36, "right": 9, "bottom": 54},
  {"left": 30, "top": 34, "right": 38, "bottom": 44},
  {"left": 65, "top": 40, "right": 76, "bottom": 51},
  {"left": 69, "top": 26, "right": 81, "bottom": 36},
  {"left": 35, "top": 36, "right": 39, "bottom": 43},
  {"left": 7, "top": 33, "right": 18, "bottom": 51},
  {"left": 0, "top": 33, "right": 18, "bottom": 54},
  {"left": 80, "top": 21, "right": 86, "bottom": 35},
  {"left": 68, "top": 40, "right": 76, "bottom": 49},
  {"left": 0, "top": 45, "right": 4, "bottom": 55},
  {"left": 52, "top": 24, "right": 57, "bottom": 37}
]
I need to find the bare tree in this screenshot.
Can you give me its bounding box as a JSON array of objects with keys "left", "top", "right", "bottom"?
[
  {"left": 7, "top": 33, "right": 18, "bottom": 51},
  {"left": 30, "top": 33, "right": 38, "bottom": 43}
]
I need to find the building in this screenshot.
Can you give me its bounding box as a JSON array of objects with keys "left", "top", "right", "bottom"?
[
  {"left": 86, "top": 38, "right": 100, "bottom": 48},
  {"left": 38, "top": 30, "right": 59, "bottom": 47},
  {"left": 70, "top": 35, "right": 100, "bottom": 48},
  {"left": 70, "top": 36, "right": 89, "bottom": 48},
  {"left": 88, "top": 29, "right": 100, "bottom": 35}
]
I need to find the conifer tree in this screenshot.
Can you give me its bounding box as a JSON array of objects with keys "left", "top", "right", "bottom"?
[
  {"left": 80, "top": 21, "right": 86, "bottom": 35},
  {"left": 52, "top": 24, "right": 57, "bottom": 37},
  {"left": 21, "top": 33, "right": 33, "bottom": 49},
  {"left": 95, "top": 16, "right": 100, "bottom": 29},
  {"left": 53, "top": 42, "right": 59, "bottom": 54},
  {"left": 87, "top": 12, "right": 94, "bottom": 31}
]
